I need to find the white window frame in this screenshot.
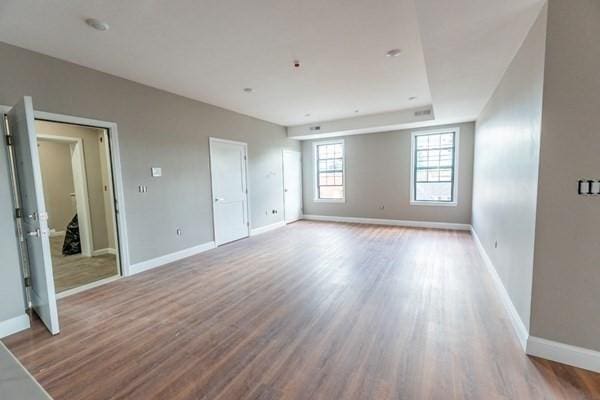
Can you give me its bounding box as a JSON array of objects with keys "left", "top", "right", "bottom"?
[
  {"left": 410, "top": 127, "right": 460, "bottom": 207},
  {"left": 313, "top": 139, "right": 346, "bottom": 203}
]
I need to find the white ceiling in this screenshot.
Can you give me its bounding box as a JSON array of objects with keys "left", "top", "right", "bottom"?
[
  {"left": 415, "top": 0, "right": 545, "bottom": 123},
  {"left": 0, "top": 0, "right": 544, "bottom": 129}
]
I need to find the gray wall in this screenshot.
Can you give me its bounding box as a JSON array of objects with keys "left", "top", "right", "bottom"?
[
  {"left": 471, "top": 5, "right": 547, "bottom": 332},
  {"left": 531, "top": 0, "right": 600, "bottom": 350},
  {"left": 0, "top": 42, "right": 299, "bottom": 268},
  {"left": 302, "top": 122, "right": 474, "bottom": 224},
  {"left": 38, "top": 140, "right": 76, "bottom": 232},
  {"left": 0, "top": 41, "right": 299, "bottom": 328},
  {"left": 36, "top": 121, "right": 113, "bottom": 251},
  {"left": 0, "top": 123, "right": 27, "bottom": 323}
]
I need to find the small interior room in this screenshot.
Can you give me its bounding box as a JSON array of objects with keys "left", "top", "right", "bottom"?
[
  {"left": 37, "top": 120, "right": 119, "bottom": 294},
  {"left": 0, "top": 1, "right": 599, "bottom": 399}
]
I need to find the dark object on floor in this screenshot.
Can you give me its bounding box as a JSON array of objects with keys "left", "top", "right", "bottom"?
[{"left": 62, "top": 214, "right": 81, "bottom": 256}]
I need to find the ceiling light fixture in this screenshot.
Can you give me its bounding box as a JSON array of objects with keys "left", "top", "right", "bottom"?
[
  {"left": 408, "top": 96, "right": 417, "bottom": 101},
  {"left": 386, "top": 48, "right": 402, "bottom": 57},
  {"left": 243, "top": 88, "right": 253, "bottom": 93},
  {"left": 85, "top": 18, "right": 110, "bottom": 31},
  {"left": 354, "top": 109, "right": 360, "bottom": 113},
  {"left": 305, "top": 113, "right": 311, "bottom": 117}
]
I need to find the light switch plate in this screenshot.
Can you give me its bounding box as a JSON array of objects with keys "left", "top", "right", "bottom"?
[{"left": 151, "top": 167, "right": 162, "bottom": 177}]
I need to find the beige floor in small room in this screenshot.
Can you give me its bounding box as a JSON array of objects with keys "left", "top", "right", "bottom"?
[{"left": 50, "top": 235, "right": 118, "bottom": 293}]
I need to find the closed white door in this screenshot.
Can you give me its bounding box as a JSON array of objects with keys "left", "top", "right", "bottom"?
[
  {"left": 283, "top": 150, "right": 302, "bottom": 223},
  {"left": 210, "top": 138, "right": 249, "bottom": 246},
  {"left": 6, "top": 97, "right": 60, "bottom": 335}
]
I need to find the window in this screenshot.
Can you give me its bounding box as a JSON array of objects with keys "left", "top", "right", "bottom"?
[
  {"left": 314, "top": 140, "right": 345, "bottom": 201},
  {"left": 411, "top": 129, "right": 459, "bottom": 205}
]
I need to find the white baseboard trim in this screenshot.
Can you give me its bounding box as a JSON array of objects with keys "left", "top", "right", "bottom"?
[
  {"left": 285, "top": 218, "right": 302, "bottom": 224},
  {"left": 129, "top": 241, "right": 216, "bottom": 276},
  {"left": 471, "top": 227, "right": 529, "bottom": 350},
  {"left": 302, "top": 214, "right": 471, "bottom": 231},
  {"left": 250, "top": 221, "right": 286, "bottom": 236},
  {"left": 0, "top": 314, "right": 30, "bottom": 339},
  {"left": 92, "top": 248, "right": 117, "bottom": 256},
  {"left": 527, "top": 336, "right": 600, "bottom": 373}
]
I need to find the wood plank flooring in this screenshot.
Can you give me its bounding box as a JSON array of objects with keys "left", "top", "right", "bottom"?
[
  {"left": 4, "top": 221, "right": 600, "bottom": 399},
  {"left": 50, "top": 235, "right": 118, "bottom": 293}
]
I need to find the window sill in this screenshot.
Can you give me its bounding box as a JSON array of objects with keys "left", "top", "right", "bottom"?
[
  {"left": 410, "top": 200, "right": 457, "bottom": 207},
  {"left": 314, "top": 198, "right": 346, "bottom": 203}
]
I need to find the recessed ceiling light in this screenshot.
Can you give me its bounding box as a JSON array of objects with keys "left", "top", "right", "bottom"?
[
  {"left": 408, "top": 96, "right": 417, "bottom": 101},
  {"left": 85, "top": 18, "right": 110, "bottom": 31},
  {"left": 243, "top": 88, "right": 253, "bottom": 93},
  {"left": 354, "top": 109, "right": 360, "bottom": 113},
  {"left": 304, "top": 113, "right": 311, "bottom": 117},
  {"left": 386, "top": 48, "right": 402, "bottom": 57}
]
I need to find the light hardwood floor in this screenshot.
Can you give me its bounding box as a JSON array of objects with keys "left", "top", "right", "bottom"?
[
  {"left": 50, "top": 235, "right": 118, "bottom": 292},
  {"left": 4, "top": 221, "right": 600, "bottom": 399}
]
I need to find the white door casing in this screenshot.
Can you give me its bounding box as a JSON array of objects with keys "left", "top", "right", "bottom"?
[
  {"left": 283, "top": 150, "right": 302, "bottom": 223},
  {"left": 209, "top": 138, "right": 250, "bottom": 246},
  {"left": 6, "top": 97, "right": 59, "bottom": 335}
]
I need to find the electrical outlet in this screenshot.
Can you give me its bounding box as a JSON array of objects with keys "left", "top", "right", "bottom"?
[
  {"left": 494, "top": 240, "right": 498, "bottom": 249},
  {"left": 138, "top": 185, "right": 148, "bottom": 193},
  {"left": 176, "top": 228, "right": 183, "bottom": 236},
  {"left": 378, "top": 205, "right": 385, "bottom": 210},
  {"left": 272, "top": 209, "right": 278, "bottom": 214}
]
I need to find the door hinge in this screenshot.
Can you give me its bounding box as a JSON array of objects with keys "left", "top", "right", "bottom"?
[
  {"left": 24, "top": 276, "right": 32, "bottom": 288},
  {"left": 15, "top": 208, "right": 22, "bottom": 218},
  {"left": 5, "top": 135, "right": 13, "bottom": 146}
]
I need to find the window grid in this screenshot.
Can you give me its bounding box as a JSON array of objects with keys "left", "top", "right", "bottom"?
[
  {"left": 413, "top": 132, "right": 456, "bottom": 203},
  {"left": 316, "top": 142, "right": 344, "bottom": 200}
]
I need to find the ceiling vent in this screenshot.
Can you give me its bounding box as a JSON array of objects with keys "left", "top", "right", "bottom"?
[{"left": 414, "top": 109, "right": 432, "bottom": 117}]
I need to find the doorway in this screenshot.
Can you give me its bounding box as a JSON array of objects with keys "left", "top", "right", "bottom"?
[
  {"left": 2, "top": 97, "right": 129, "bottom": 335},
  {"left": 283, "top": 150, "right": 302, "bottom": 223},
  {"left": 36, "top": 121, "right": 120, "bottom": 295},
  {"left": 209, "top": 138, "right": 250, "bottom": 246}
]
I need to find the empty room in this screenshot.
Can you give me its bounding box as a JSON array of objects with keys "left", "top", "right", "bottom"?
[{"left": 0, "top": 1, "right": 599, "bottom": 399}]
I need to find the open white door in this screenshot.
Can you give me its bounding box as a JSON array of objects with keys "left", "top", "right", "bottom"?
[
  {"left": 6, "top": 97, "right": 60, "bottom": 335},
  {"left": 283, "top": 150, "right": 302, "bottom": 223},
  {"left": 209, "top": 138, "right": 249, "bottom": 246}
]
